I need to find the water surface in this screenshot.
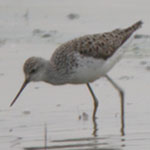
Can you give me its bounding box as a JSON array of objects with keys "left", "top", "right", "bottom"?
[{"left": 0, "top": 0, "right": 150, "bottom": 149}]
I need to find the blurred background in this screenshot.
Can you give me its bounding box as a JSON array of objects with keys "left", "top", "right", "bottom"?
[{"left": 0, "top": 0, "right": 150, "bottom": 150}]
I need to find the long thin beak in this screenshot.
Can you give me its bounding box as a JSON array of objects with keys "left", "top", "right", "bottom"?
[{"left": 10, "top": 79, "right": 29, "bottom": 107}]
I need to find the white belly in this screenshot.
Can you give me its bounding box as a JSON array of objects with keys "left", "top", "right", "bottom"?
[{"left": 70, "top": 54, "right": 108, "bottom": 83}]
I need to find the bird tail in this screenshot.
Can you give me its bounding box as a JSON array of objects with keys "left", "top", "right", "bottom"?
[{"left": 124, "top": 20, "right": 143, "bottom": 33}]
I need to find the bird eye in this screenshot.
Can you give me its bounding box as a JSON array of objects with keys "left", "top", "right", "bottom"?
[{"left": 30, "top": 68, "right": 36, "bottom": 74}]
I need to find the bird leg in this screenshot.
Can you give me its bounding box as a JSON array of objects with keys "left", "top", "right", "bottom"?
[
  {"left": 105, "top": 74, "right": 125, "bottom": 135},
  {"left": 86, "top": 83, "right": 99, "bottom": 121}
]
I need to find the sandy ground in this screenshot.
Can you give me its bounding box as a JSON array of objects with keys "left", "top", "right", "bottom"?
[{"left": 0, "top": 0, "right": 150, "bottom": 150}]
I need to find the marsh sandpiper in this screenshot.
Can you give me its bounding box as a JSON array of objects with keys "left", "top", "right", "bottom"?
[{"left": 10, "top": 21, "right": 142, "bottom": 120}]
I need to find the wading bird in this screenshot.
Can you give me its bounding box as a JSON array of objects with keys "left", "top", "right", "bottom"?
[{"left": 10, "top": 21, "right": 142, "bottom": 121}]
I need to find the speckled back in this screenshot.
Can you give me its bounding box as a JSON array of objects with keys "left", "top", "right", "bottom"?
[{"left": 51, "top": 21, "right": 142, "bottom": 72}]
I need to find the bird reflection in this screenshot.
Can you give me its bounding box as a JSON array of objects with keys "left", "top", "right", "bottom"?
[{"left": 89, "top": 83, "right": 125, "bottom": 137}]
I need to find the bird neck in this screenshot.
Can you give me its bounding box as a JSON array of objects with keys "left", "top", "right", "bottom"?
[{"left": 43, "top": 61, "right": 66, "bottom": 85}]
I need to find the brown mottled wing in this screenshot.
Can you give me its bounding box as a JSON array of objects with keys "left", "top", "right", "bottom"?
[
  {"left": 72, "top": 20, "right": 142, "bottom": 60},
  {"left": 51, "top": 20, "right": 142, "bottom": 66}
]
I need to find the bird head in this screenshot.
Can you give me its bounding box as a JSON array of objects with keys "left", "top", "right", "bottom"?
[{"left": 10, "top": 57, "right": 46, "bottom": 107}]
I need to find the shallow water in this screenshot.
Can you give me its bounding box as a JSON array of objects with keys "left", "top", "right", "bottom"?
[
  {"left": 1, "top": 0, "right": 150, "bottom": 150},
  {"left": 1, "top": 38, "right": 150, "bottom": 150}
]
